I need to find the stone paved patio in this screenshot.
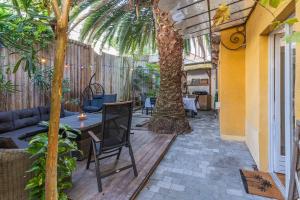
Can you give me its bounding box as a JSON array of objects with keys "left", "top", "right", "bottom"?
[{"left": 136, "top": 112, "right": 270, "bottom": 200}]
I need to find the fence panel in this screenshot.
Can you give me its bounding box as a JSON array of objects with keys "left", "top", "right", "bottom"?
[{"left": 0, "top": 40, "right": 147, "bottom": 112}]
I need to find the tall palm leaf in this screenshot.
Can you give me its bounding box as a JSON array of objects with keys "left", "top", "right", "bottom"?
[{"left": 70, "top": 0, "right": 190, "bottom": 55}]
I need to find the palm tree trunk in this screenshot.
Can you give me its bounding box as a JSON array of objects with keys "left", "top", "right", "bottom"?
[
  {"left": 45, "top": 1, "right": 71, "bottom": 199},
  {"left": 148, "top": 0, "right": 190, "bottom": 134}
]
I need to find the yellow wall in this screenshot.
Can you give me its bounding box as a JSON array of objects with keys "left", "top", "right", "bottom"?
[
  {"left": 219, "top": 28, "right": 245, "bottom": 140},
  {"left": 245, "top": 0, "right": 295, "bottom": 171},
  {"left": 219, "top": 0, "right": 299, "bottom": 171}
]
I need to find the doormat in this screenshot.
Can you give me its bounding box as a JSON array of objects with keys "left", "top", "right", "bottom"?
[{"left": 239, "top": 169, "right": 284, "bottom": 200}]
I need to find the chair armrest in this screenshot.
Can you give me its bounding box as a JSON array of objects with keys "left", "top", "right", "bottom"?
[
  {"left": 88, "top": 131, "right": 101, "bottom": 143},
  {"left": 64, "top": 110, "right": 79, "bottom": 117}
]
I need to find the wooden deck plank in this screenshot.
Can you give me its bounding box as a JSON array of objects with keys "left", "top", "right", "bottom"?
[{"left": 68, "top": 130, "right": 176, "bottom": 200}]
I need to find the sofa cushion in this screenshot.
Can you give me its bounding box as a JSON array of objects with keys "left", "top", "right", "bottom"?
[
  {"left": 38, "top": 106, "right": 50, "bottom": 121},
  {"left": 83, "top": 106, "right": 102, "bottom": 113},
  {"left": 38, "top": 105, "right": 65, "bottom": 121},
  {"left": 1, "top": 125, "right": 48, "bottom": 148},
  {"left": 13, "top": 109, "right": 40, "bottom": 130},
  {"left": 0, "top": 111, "right": 14, "bottom": 134},
  {"left": 103, "top": 94, "right": 117, "bottom": 103},
  {"left": 91, "top": 98, "right": 103, "bottom": 108}
]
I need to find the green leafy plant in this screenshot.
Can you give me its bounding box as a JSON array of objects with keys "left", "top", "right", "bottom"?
[
  {"left": 259, "top": 0, "right": 300, "bottom": 43},
  {"left": 213, "top": 0, "right": 300, "bottom": 43},
  {"left": 133, "top": 63, "right": 160, "bottom": 97},
  {"left": 0, "top": 70, "right": 18, "bottom": 111},
  {"left": 0, "top": 70, "right": 18, "bottom": 94},
  {"left": 0, "top": 3, "right": 54, "bottom": 77},
  {"left": 32, "top": 67, "right": 78, "bottom": 104},
  {"left": 26, "top": 123, "right": 80, "bottom": 200}
]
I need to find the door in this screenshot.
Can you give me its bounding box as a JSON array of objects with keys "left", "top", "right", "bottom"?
[
  {"left": 269, "top": 24, "right": 295, "bottom": 175},
  {"left": 273, "top": 31, "right": 286, "bottom": 173}
]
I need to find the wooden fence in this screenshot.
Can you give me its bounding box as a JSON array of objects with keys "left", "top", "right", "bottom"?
[{"left": 0, "top": 40, "right": 148, "bottom": 111}]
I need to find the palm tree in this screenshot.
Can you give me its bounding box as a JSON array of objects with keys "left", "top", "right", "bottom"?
[{"left": 71, "top": 0, "right": 191, "bottom": 134}]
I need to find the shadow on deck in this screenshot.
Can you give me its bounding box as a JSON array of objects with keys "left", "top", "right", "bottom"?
[{"left": 68, "top": 122, "right": 176, "bottom": 200}]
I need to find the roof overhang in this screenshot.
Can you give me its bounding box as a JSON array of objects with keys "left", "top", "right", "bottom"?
[{"left": 158, "top": 0, "right": 256, "bottom": 39}]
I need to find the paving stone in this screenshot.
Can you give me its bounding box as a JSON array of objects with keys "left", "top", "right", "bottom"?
[{"left": 136, "top": 111, "right": 270, "bottom": 200}]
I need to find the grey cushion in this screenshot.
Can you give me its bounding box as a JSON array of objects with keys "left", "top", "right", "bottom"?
[
  {"left": 0, "top": 111, "right": 14, "bottom": 134},
  {"left": 103, "top": 94, "right": 117, "bottom": 103},
  {"left": 38, "top": 106, "right": 51, "bottom": 121},
  {"left": 64, "top": 110, "right": 79, "bottom": 117},
  {"left": 13, "top": 109, "right": 40, "bottom": 130},
  {"left": 83, "top": 106, "right": 102, "bottom": 113},
  {"left": 38, "top": 105, "right": 65, "bottom": 121},
  {"left": 1, "top": 125, "right": 48, "bottom": 148}
]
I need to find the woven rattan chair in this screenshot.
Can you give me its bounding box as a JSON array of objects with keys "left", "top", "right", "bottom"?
[
  {"left": 86, "top": 101, "right": 138, "bottom": 192},
  {"left": 0, "top": 149, "right": 32, "bottom": 200}
]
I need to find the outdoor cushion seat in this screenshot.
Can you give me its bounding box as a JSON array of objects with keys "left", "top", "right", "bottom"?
[
  {"left": 93, "top": 95, "right": 104, "bottom": 99},
  {"left": 91, "top": 98, "right": 104, "bottom": 107},
  {"left": 103, "top": 94, "right": 117, "bottom": 103},
  {"left": 0, "top": 105, "right": 78, "bottom": 149},
  {"left": 13, "top": 108, "right": 40, "bottom": 130},
  {"left": 38, "top": 105, "right": 66, "bottom": 121},
  {"left": 0, "top": 111, "right": 14, "bottom": 134},
  {"left": 83, "top": 105, "right": 102, "bottom": 113},
  {"left": 0, "top": 125, "right": 48, "bottom": 148}
]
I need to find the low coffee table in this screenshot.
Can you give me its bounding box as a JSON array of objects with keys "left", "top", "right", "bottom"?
[{"left": 60, "top": 113, "right": 103, "bottom": 159}]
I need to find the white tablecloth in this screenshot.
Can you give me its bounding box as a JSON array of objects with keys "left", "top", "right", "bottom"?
[
  {"left": 183, "top": 97, "right": 197, "bottom": 112},
  {"left": 145, "top": 97, "right": 197, "bottom": 113},
  {"left": 145, "top": 98, "right": 153, "bottom": 108}
]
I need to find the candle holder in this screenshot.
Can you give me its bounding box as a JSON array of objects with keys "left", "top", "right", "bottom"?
[{"left": 78, "top": 113, "right": 87, "bottom": 121}]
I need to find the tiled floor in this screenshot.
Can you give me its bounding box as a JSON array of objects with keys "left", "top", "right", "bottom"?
[{"left": 136, "top": 112, "right": 269, "bottom": 200}]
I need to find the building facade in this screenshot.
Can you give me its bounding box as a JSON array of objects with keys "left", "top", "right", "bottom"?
[{"left": 218, "top": 0, "right": 300, "bottom": 196}]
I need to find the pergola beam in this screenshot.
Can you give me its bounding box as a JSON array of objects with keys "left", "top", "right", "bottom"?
[
  {"left": 186, "top": 6, "right": 253, "bottom": 30},
  {"left": 183, "top": 0, "right": 245, "bottom": 20},
  {"left": 187, "top": 16, "right": 247, "bottom": 35},
  {"left": 177, "top": 0, "right": 206, "bottom": 10}
]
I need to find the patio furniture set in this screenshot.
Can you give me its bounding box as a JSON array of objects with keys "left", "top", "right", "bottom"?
[
  {"left": 0, "top": 79, "right": 138, "bottom": 198},
  {"left": 141, "top": 94, "right": 198, "bottom": 117}
]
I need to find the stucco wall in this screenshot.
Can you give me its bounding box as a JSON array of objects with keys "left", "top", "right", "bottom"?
[
  {"left": 219, "top": 0, "right": 299, "bottom": 171},
  {"left": 245, "top": 0, "right": 295, "bottom": 171},
  {"left": 219, "top": 28, "right": 246, "bottom": 140}
]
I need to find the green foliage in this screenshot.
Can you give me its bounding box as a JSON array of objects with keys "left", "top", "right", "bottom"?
[
  {"left": 259, "top": 0, "right": 282, "bottom": 8},
  {"left": 72, "top": 0, "right": 156, "bottom": 55},
  {"left": 258, "top": 0, "right": 300, "bottom": 43},
  {"left": 26, "top": 123, "right": 80, "bottom": 200},
  {"left": 31, "top": 67, "right": 53, "bottom": 91},
  {"left": 31, "top": 67, "right": 77, "bottom": 103},
  {"left": 71, "top": 0, "right": 191, "bottom": 55},
  {"left": 0, "top": 1, "right": 54, "bottom": 77},
  {"left": 133, "top": 63, "right": 160, "bottom": 96},
  {"left": 0, "top": 70, "right": 18, "bottom": 94},
  {"left": 286, "top": 32, "right": 300, "bottom": 43}
]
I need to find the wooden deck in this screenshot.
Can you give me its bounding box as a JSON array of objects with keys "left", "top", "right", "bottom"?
[{"left": 68, "top": 128, "right": 176, "bottom": 200}]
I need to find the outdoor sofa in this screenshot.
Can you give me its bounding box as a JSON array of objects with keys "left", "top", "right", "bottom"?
[
  {"left": 0, "top": 105, "right": 78, "bottom": 149},
  {"left": 0, "top": 105, "right": 77, "bottom": 200}
]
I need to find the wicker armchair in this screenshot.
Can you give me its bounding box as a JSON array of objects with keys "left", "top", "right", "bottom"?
[{"left": 0, "top": 149, "right": 32, "bottom": 200}]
